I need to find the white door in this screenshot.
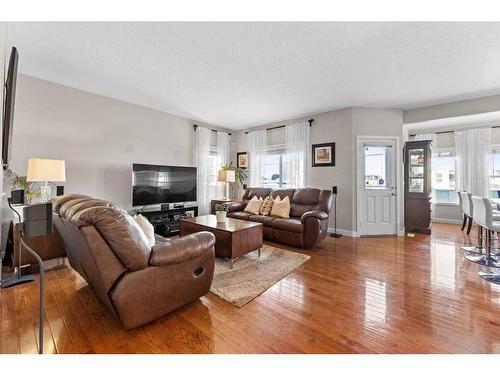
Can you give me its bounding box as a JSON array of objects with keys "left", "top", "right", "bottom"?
[{"left": 357, "top": 138, "right": 397, "bottom": 236}]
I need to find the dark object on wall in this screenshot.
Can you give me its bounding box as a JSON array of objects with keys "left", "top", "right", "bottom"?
[
  {"left": 56, "top": 185, "right": 64, "bottom": 196},
  {"left": 2, "top": 47, "right": 19, "bottom": 170},
  {"left": 10, "top": 189, "right": 25, "bottom": 205},
  {"left": 237, "top": 152, "right": 248, "bottom": 169},
  {"left": 312, "top": 142, "right": 335, "bottom": 167},
  {"left": 404, "top": 140, "right": 432, "bottom": 235},
  {"left": 242, "top": 184, "right": 247, "bottom": 190},
  {"left": 330, "top": 186, "right": 342, "bottom": 238}
]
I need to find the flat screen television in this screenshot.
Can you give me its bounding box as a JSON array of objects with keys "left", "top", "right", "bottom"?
[
  {"left": 132, "top": 163, "right": 197, "bottom": 206},
  {"left": 2, "top": 47, "right": 19, "bottom": 170}
]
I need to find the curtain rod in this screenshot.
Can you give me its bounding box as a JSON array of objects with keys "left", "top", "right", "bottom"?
[
  {"left": 193, "top": 124, "right": 231, "bottom": 136},
  {"left": 409, "top": 124, "right": 500, "bottom": 137},
  {"left": 244, "top": 119, "right": 314, "bottom": 135}
]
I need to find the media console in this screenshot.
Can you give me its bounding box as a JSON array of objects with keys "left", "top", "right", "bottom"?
[{"left": 136, "top": 206, "right": 198, "bottom": 237}]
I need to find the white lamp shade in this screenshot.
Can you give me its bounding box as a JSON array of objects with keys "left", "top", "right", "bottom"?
[
  {"left": 217, "top": 169, "right": 236, "bottom": 183},
  {"left": 27, "top": 159, "right": 66, "bottom": 182}
]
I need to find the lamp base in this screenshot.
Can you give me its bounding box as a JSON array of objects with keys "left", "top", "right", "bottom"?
[
  {"left": 330, "top": 233, "right": 343, "bottom": 238},
  {"left": 40, "top": 182, "right": 51, "bottom": 202}
]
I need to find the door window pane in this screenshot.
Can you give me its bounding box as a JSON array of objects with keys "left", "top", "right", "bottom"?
[{"left": 364, "top": 146, "right": 391, "bottom": 189}]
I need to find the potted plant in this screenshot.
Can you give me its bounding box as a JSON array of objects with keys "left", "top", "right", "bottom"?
[
  {"left": 215, "top": 203, "right": 230, "bottom": 222},
  {"left": 221, "top": 162, "right": 248, "bottom": 199},
  {"left": 7, "top": 170, "right": 41, "bottom": 205}
]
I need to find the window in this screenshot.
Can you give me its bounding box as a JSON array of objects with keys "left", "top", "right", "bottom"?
[
  {"left": 431, "top": 150, "right": 457, "bottom": 203},
  {"left": 260, "top": 147, "right": 289, "bottom": 188},
  {"left": 207, "top": 146, "right": 221, "bottom": 199},
  {"left": 489, "top": 150, "right": 500, "bottom": 198}
]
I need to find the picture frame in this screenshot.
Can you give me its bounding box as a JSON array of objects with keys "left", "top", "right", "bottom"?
[
  {"left": 237, "top": 152, "right": 248, "bottom": 169},
  {"left": 312, "top": 142, "right": 335, "bottom": 167}
]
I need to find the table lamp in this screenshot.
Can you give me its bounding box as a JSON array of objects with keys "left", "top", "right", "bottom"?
[
  {"left": 218, "top": 169, "right": 235, "bottom": 200},
  {"left": 27, "top": 158, "right": 66, "bottom": 202}
]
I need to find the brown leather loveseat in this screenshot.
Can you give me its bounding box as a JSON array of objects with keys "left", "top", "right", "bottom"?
[
  {"left": 227, "top": 187, "right": 333, "bottom": 248},
  {"left": 51, "top": 194, "right": 215, "bottom": 329}
]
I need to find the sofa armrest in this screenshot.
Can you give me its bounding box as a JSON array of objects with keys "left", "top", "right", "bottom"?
[
  {"left": 227, "top": 201, "right": 245, "bottom": 212},
  {"left": 300, "top": 210, "right": 328, "bottom": 224},
  {"left": 149, "top": 231, "right": 215, "bottom": 267}
]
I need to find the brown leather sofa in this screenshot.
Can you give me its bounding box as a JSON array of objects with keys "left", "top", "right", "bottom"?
[
  {"left": 227, "top": 187, "right": 333, "bottom": 248},
  {"left": 51, "top": 194, "right": 215, "bottom": 329}
]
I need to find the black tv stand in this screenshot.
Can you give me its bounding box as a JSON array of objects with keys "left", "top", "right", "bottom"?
[{"left": 136, "top": 206, "right": 198, "bottom": 237}]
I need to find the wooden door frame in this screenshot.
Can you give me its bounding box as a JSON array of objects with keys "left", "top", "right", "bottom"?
[{"left": 356, "top": 135, "right": 403, "bottom": 237}]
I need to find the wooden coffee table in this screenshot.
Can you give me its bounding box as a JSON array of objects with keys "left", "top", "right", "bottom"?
[{"left": 180, "top": 215, "right": 263, "bottom": 268}]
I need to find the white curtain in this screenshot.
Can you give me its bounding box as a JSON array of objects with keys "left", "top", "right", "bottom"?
[
  {"left": 195, "top": 126, "right": 212, "bottom": 215},
  {"left": 283, "top": 121, "right": 310, "bottom": 188},
  {"left": 217, "top": 131, "right": 230, "bottom": 167},
  {"left": 248, "top": 130, "right": 267, "bottom": 187},
  {"left": 455, "top": 127, "right": 491, "bottom": 196}
]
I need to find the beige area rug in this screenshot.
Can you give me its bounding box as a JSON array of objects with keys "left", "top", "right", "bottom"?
[{"left": 209, "top": 244, "right": 310, "bottom": 307}]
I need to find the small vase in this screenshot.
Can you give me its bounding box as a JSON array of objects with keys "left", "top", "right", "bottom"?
[{"left": 216, "top": 211, "right": 227, "bottom": 222}]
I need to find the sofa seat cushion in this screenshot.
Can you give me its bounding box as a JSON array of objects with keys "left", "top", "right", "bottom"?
[
  {"left": 227, "top": 211, "right": 251, "bottom": 220},
  {"left": 270, "top": 217, "right": 304, "bottom": 233},
  {"left": 248, "top": 215, "right": 276, "bottom": 226}
]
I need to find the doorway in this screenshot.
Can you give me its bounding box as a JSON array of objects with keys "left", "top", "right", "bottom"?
[{"left": 357, "top": 136, "right": 400, "bottom": 236}]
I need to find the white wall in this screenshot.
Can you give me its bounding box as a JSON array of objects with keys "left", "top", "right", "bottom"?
[
  {"left": 231, "top": 107, "right": 403, "bottom": 235},
  {"left": 8, "top": 74, "right": 225, "bottom": 210},
  {"left": 404, "top": 94, "right": 500, "bottom": 124}
]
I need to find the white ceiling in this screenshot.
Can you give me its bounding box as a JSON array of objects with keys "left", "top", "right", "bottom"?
[{"left": 7, "top": 22, "right": 500, "bottom": 130}]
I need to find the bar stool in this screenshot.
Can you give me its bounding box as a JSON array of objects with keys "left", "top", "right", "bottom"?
[
  {"left": 458, "top": 191, "right": 473, "bottom": 234},
  {"left": 460, "top": 192, "right": 484, "bottom": 253},
  {"left": 464, "top": 196, "right": 500, "bottom": 268}
]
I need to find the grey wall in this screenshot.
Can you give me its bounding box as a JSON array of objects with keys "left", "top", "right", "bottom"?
[
  {"left": 232, "top": 107, "right": 403, "bottom": 235},
  {"left": 7, "top": 74, "right": 224, "bottom": 211},
  {"left": 404, "top": 94, "right": 500, "bottom": 124}
]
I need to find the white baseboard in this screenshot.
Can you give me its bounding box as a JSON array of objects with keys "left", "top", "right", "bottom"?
[
  {"left": 328, "top": 227, "right": 358, "bottom": 237},
  {"left": 432, "top": 217, "right": 463, "bottom": 225}
]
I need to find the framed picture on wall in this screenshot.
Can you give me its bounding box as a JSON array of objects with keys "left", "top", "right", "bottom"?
[
  {"left": 312, "top": 142, "right": 335, "bottom": 167},
  {"left": 237, "top": 152, "right": 248, "bottom": 169}
]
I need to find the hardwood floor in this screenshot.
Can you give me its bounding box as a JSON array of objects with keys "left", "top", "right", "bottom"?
[{"left": 2, "top": 222, "right": 500, "bottom": 354}]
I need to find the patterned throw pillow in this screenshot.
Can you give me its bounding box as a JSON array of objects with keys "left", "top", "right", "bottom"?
[{"left": 259, "top": 196, "right": 274, "bottom": 216}]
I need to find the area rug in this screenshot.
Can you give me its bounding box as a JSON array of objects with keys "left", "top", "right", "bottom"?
[{"left": 209, "top": 244, "right": 310, "bottom": 307}]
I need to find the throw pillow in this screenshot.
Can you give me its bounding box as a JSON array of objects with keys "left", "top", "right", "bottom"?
[
  {"left": 244, "top": 196, "right": 264, "bottom": 215},
  {"left": 259, "top": 195, "right": 274, "bottom": 216},
  {"left": 133, "top": 214, "right": 156, "bottom": 247},
  {"left": 270, "top": 195, "right": 291, "bottom": 218}
]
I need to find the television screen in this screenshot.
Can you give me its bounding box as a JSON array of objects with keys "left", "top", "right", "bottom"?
[
  {"left": 2, "top": 47, "right": 19, "bottom": 170},
  {"left": 132, "top": 163, "right": 197, "bottom": 206}
]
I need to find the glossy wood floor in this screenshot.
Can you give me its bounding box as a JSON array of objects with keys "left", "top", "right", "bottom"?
[{"left": 2, "top": 222, "right": 500, "bottom": 354}]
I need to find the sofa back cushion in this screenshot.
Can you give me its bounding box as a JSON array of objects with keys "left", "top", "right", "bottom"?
[
  {"left": 70, "top": 205, "right": 151, "bottom": 271},
  {"left": 290, "top": 188, "right": 321, "bottom": 217},
  {"left": 242, "top": 188, "right": 272, "bottom": 202}
]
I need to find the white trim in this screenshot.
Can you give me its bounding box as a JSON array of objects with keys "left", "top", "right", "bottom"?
[
  {"left": 355, "top": 135, "right": 402, "bottom": 237},
  {"left": 432, "top": 218, "right": 463, "bottom": 225},
  {"left": 328, "top": 227, "right": 358, "bottom": 237}
]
